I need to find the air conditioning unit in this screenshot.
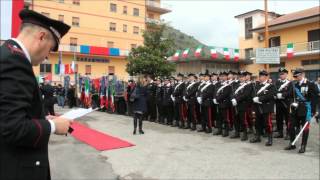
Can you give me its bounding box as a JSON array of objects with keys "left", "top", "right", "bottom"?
[{"left": 258, "top": 34, "right": 264, "bottom": 41}]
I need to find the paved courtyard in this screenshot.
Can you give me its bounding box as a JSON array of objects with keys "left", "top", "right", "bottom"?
[{"left": 49, "top": 106, "right": 320, "bottom": 180}]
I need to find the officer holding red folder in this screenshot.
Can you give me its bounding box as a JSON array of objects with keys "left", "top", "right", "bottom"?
[{"left": 0, "top": 9, "right": 72, "bottom": 180}]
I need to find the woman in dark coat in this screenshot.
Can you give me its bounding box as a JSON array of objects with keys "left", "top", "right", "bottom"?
[{"left": 132, "top": 76, "right": 148, "bottom": 134}]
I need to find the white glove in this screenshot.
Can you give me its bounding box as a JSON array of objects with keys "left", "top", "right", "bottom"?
[
  {"left": 183, "top": 96, "right": 187, "bottom": 102},
  {"left": 231, "top": 99, "right": 237, "bottom": 106},
  {"left": 170, "top": 95, "right": 175, "bottom": 102},
  {"left": 291, "top": 102, "right": 298, "bottom": 108},
  {"left": 277, "top": 93, "right": 283, "bottom": 99},
  {"left": 253, "top": 97, "right": 261, "bottom": 104},
  {"left": 213, "top": 99, "right": 219, "bottom": 105},
  {"left": 197, "top": 97, "right": 202, "bottom": 104}
]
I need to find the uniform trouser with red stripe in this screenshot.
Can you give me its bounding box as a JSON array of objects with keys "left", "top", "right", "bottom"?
[
  {"left": 246, "top": 105, "right": 253, "bottom": 128},
  {"left": 228, "top": 108, "right": 235, "bottom": 129},
  {"left": 234, "top": 110, "right": 248, "bottom": 132},
  {"left": 202, "top": 106, "right": 213, "bottom": 130},
  {"left": 174, "top": 102, "right": 182, "bottom": 123},
  {"left": 255, "top": 112, "right": 273, "bottom": 136},
  {"left": 288, "top": 111, "right": 309, "bottom": 146},
  {"left": 276, "top": 102, "right": 289, "bottom": 133},
  {"left": 220, "top": 108, "right": 230, "bottom": 130},
  {"left": 187, "top": 103, "right": 197, "bottom": 127}
]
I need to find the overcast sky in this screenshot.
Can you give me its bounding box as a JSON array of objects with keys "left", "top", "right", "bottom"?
[{"left": 161, "top": 0, "right": 319, "bottom": 48}]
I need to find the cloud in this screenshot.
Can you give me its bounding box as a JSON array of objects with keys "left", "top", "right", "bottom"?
[{"left": 162, "top": 0, "right": 319, "bottom": 48}]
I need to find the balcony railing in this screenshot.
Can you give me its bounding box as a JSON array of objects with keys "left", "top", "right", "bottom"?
[
  {"left": 57, "top": 44, "right": 130, "bottom": 56},
  {"left": 146, "top": 0, "right": 171, "bottom": 12},
  {"left": 145, "top": 17, "right": 162, "bottom": 24},
  {"left": 240, "top": 40, "right": 320, "bottom": 60}
]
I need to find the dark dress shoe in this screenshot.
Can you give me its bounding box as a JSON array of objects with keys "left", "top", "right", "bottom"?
[
  {"left": 298, "top": 145, "right": 306, "bottom": 153},
  {"left": 139, "top": 130, "right": 144, "bottom": 134},
  {"left": 213, "top": 130, "right": 222, "bottom": 135},
  {"left": 133, "top": 130, "right": 136, "bottom": 135},
  {"left": 250, "top": 136, "right": 261, "bottom": 143},
  {"left": 284, "top": 145, "right": 296, "bottom": 150},
  {"left": 230, "top": 132, "right": 240, "bottom": 139}
]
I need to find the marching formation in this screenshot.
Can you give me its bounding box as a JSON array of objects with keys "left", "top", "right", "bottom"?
[{"left": 136, "top": 68, "right": 318, "bottom": 153}]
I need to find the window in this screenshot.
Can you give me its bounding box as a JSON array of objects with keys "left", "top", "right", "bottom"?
[
  {"left": 269, "top": 36, "right": 280, "bottom": 47},
  {"left": 40, "top": 64, "right": 52, "bottom": 73},
  {"left": 41, "top": 12, "right": 50, "bottom": 17},
  {"left": 73, "top": 0, "right": 80, "bottom": 5},
  {"left": 133, "top": 8, "right": 139, "bottom": 16},
  {"left": 107, "top": 41, "right": 114, "bottom": 48},
  {"left": 110, "top": 3, "right": 117, "bottom": 12},
  {"left": 58, "top": 0, "right": 64, "bottom": 3},
  {"left": 245, "top": 48, "right": 253, "bottom": 59},
  {"left": 85, "top": 65, "right": 91, "bottom": 75},
  {"left": 301, "top": 59, "right": 320, "bottom": 66},
  {"left": 133, "top": 26, "right": 139, "bottom": 35},
  {"left": 72, "top": 17, "right": 80, "bottom": 27},
  {"left": 123, "top": 6, "right": 127, "bottom": 14},
  {"left": 109, "top": 22, "right": 116, "bottom": 31},
  {"left": 131, "top": 44, "right": 137, "bottom": 49},
  {"left": 58, "top": 15, "right": 64, "bottom": 22},
  {"left": 108, "top": 66, "right": 115, "bottom": 74},
  {"left": 70, "top": 37, "right": 78, "bottom": 46},
  {"left": 123, "top": 24, "right": 127, "bottom": 32},
  {"left": 244, "top": 17, "right": 252, "bottom": 39}
]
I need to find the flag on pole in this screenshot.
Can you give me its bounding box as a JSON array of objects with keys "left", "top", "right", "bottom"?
[
  {"left": 54, "top": 64, "right": 60, "bottom": 74},
  {"left": 223, "top": 48, "right": 230, "bottom": 60},
  {"left": 287, "top": 43, "right": 294, "bottom": 58},
  {"left": 60, "top": 64, "right": 65, "bottom": 75},
  {"left": 234, "top": 49, "right": 239, "bottom": 62},
  {"left": 65, "top": 64, "right": 70, "bottom": 74},
  {"left": 0, "top": 0, "right": 24, "bottom": 40},
  {"left": 84, "top": 78, "right": 90, "bottom": 106},
  {"left": 210, "top": 47, "right": 217, "bottom": 59},
  {"left": 194, "top": 46, "right": 202, "bottom": 57},
  {"left": 173, "top": 50, "right": 180, "bottom": 60},
  {"left": 182, "top": 48, "right": 190, "bottom": 58},
  {"left": 71, "top": 61, "right": 76, "bottom": 74}
]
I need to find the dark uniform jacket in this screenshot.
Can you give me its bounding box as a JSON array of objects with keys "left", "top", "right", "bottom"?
[
  {"left": 196, "top": 81, "right": 206, "bottom": 100},
  {"left": 42, "top": 84, "right": 55, "bottom": 108},
  {"left": 293, "top": 79, "right": 318, "bottom": 116},
  {"left": 215, "top": 81, "right": 232, "bottom": 109},
  {"left": 185, "top": 81, "right": 199, "bottom": 105},
  {"left": 155, "top": 85, "right": 163, "bottom": 105},
  {"left": 0, "top": 40, "right": 52, "bottom": 180},
  {"left": 232, "top": 82, "right": 252, "bottom": 111},
  {"left": 254, "top": 82, "right": 277, "bottom": 114},
  {"left": 172, "top": 81, "right": 185, "bottom": 104},
  {"left": 146, "top": 82, "right": 157, "bottom": 101},
  {"left": 200, "top": 82, "right": 214, "bottom": 107},
  {"left": 275, "top": 79, "right": 293, "bottom": 108},
  {"left": 162, "top": 84, "right": 173, "bottom": 106}
]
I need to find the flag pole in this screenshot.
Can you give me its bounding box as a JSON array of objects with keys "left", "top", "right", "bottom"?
[{"left": 264, "top": 0, "right": 269, "bottom": 71}]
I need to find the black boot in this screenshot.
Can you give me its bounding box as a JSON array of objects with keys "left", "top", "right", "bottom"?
[
  {"left": 250, "top": 134, "right": 261, "bottom": 143},
  {"left": 241, "top": 131, "right": 248, "bottom": 141},
  {"left": 222, "top": 129, "right": 229, "bottom": 137},
  {"left": 198, "top": 128, "right": 206, "bottom": 132},
  {"left": 138, "top": 117, "right": 144, "bottom": 134},
  {"left": 206, "top": 128, "right": 212, "bottom": 134},
  {"left": 230, "top": 131, "right": 240, "bottom": 139},
  {"left": 213, "top": 129, "right": 222, "bottom": 135},
  {"left": 274, "top": 131, "right": 283, "bottom": 138},
  {"left": 133, "top": 129, "right": 136, "bottom": 135},
  {"left": 133, "top": 116, "right": 137, "bottom": 135},
  {"left": 179, "top": 122, "right": 185, "bottom": 129},
  {"left": 191, "top": 124, "right": 197, "bottom": 131},
  {"left": 299, "top": 132, "right": 309, "bottom": 153},
  {"left": 284, "top": 144, "right": 296, "bottom": 150},
  {"left": 172, "top": 121, "right": 178, "bottom": 127},
  {"left": 265, "top": 134, "right": 273, "bottom": 146},
  {"left": 284, "top": 132, "right": 290, "bottom": 140}
]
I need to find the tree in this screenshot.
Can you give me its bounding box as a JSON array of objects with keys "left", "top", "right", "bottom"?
[{"left": 126, "top": 23, "right": 176, "bottom": 77}]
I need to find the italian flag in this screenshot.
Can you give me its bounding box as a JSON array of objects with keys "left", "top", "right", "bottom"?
[
  {"left": 223, "top": 48, "right": 230, "bottom": 60},
  {"left": 210, "top": 47, "right": 217, "bottom": 59},
  {"left": 0, "top": 0, "right": 24, "bottom": 40},
  {"left": 194, "top": 46, "right": 202, "bottom": 57},
  {"left": 287, "top": 43, "right": 294, "bottom": 58},
  {"left": 234, "top": 49, "right": 239, "bottom": 62},
  {"left": 71, "top": 61, "right": 76, "bottom": 74},
  {"left": 182, "top": 48, "right": 190, "bottom": 58},
  {"left": 173, "top": 50, "right": 180, "bottom": 60}
]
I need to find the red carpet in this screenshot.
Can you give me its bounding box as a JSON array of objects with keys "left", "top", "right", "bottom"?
[{"left": 70, "top": 122, "right": 135, "bottom": 151}]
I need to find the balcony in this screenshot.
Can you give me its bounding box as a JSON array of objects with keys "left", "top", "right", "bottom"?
[
  {"left": 243, "top": 40, "right": 320, "bottom": 60},
  {"left": 146, "top": 0, "right": 171, "bottom": 14},
  {"left": 145, "top": 17, "right": 162, "bottom": 25}
]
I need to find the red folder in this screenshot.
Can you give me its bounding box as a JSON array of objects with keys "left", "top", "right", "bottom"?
[{"left": 70, "top": 122, "right": 135, "bottom": 151}]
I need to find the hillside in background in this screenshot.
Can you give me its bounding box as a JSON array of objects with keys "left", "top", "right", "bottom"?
[{"left": 163, "top": 25, "right": 206, "bottom": 50}]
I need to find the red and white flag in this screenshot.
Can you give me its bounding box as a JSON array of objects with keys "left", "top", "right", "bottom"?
[
  {"left": 0, "top": 0, "right": 24, "bottom": 40},
  {"left": 210, "top": 47, "right": 217, "bottom": 59}
]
